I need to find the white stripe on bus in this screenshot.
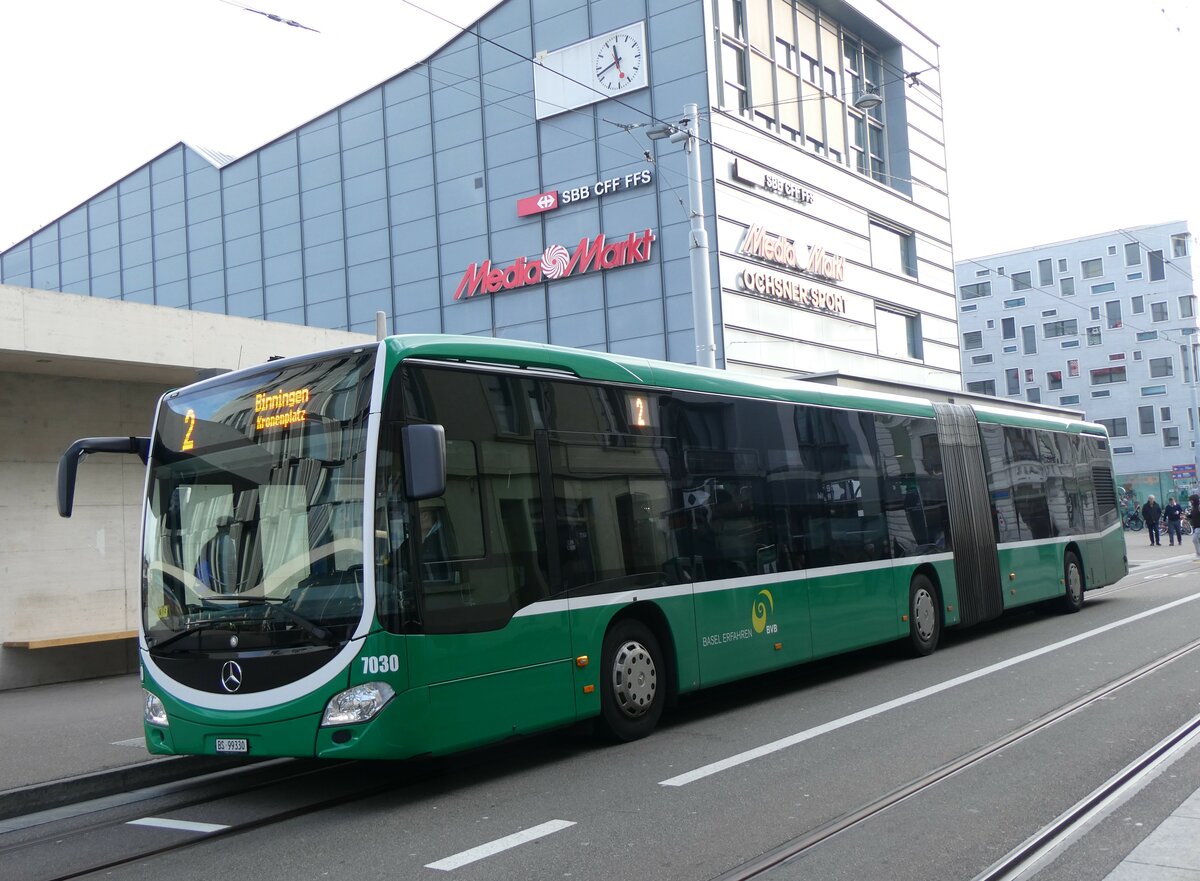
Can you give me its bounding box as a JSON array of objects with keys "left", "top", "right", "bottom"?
[{"left": 658, "top": 589, "right": 1200, "bottom": 787}]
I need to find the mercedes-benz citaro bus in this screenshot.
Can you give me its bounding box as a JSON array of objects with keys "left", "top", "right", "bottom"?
[{"left": 56, "top": 335, "right": 1128, "bottom": 759}]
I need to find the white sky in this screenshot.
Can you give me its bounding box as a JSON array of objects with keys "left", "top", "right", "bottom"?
[{"left": 1, "top": 0, "right": 1197, "bottom": 260}]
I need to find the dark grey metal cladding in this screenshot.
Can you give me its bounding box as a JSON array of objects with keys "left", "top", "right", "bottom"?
[{"left": 933, "top": 403, "right": 1003, "bottom": 626}]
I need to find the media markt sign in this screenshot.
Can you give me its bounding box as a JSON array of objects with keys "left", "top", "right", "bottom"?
[
  {"left": 454, "top": 229, "right": 656, "bottom": 299},
  {"left": 737, "top": 224, "right": 847, "bottom": 315}
]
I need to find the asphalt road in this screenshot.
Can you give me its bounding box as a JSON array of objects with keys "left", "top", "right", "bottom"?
[{"left": 6, "top": 553, "right": 1200, "bottom": 881}]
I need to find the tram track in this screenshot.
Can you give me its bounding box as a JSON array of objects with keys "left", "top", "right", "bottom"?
[{"left": 708, "top": 634, "right": 1200, "bottom": 881}]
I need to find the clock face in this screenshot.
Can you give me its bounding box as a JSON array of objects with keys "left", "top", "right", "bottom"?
[{"left": 594, "top": 32, "right": 643, "bottom": 91}]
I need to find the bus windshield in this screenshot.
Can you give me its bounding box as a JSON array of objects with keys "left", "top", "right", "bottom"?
[{"left": 142, "top": 348, "right": 375, "bottom": 655}]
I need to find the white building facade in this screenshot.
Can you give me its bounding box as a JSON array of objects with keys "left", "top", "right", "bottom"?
[{"left": 955, "top": 221, "right": 1198, "bottom": 492}]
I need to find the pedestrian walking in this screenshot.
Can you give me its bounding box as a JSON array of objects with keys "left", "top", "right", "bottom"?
[
  {"left": 1142, "top": 495, "right": 1163, "bottom": 546},
  {"left": 1164, "top": 496, "right": 1184, "bottom": 546},
  {"left": 1190, "top": 495, "right": 1200, "bottom": 558}
]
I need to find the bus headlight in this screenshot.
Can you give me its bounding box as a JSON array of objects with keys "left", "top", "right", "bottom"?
[
  {"left": 321, "top": 682, "right": 395, "bottom": 726},
  {"left": 144, "top": 690, "right": 169, "bottom": 727}
]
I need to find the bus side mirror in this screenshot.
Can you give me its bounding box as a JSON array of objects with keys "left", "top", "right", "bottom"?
[
  {"left": 57, "top": 436, "right": 150, "bottom": 518},
  {"left": 402, "top": 424, "right": 446, "bottom": 500}
]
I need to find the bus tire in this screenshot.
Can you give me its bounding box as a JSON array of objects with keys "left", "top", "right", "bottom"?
[
  {"left": 599, "top": 618, "right": 665, "bottom": 742},
  {"left": 1061, "top": 551, "right": 1084, "bottom": 614},
  {"left": 908, "top": 574, "right": 941, "bottom": 657}
]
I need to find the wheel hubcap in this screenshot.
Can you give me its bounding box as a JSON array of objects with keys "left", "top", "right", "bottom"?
[
  {"left": 913, "top": 589, "right": 936, "bottom": 641},
  {"left": 1068, "top": 563, "right": 1082, "bottom": 603},
  {"left": 612, "top": 639, "right": 657, "bottom": 718}
]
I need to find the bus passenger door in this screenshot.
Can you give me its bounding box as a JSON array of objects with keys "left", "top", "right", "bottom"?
[{"left": 398, "top": 368, "right": 576, "bottom": 755}]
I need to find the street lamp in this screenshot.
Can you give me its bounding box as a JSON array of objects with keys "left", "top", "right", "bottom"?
[
  {"left": 852, "top": 88, "right": 883, "bottom": 111},
  {"left": 647, "top": 103, "right": 716, "bottom": 369}
]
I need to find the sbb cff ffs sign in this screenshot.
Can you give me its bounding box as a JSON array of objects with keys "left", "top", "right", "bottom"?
[{"left": 515, "top": 169, "right": 653, "bottom": 216}]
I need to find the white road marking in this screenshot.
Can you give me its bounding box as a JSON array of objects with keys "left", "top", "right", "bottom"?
[
  {"left": 659, "top": 590, "right": 1200, "bottom": 787},
  {"left": 1143, "top": 573, "right": 1169, "bottom": 581},
  {"left": 127, "top": 817, "right": 229, "bottom": 834},
  {"left": 111, "top": 737, "right": 145, "bottom": 747},
  {"left": 425, "top": 820, "right": 576, "bottom": 871}
]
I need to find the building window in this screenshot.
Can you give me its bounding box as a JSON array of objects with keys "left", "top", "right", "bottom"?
[
  {"left": 1134, "top": 350, "right": 1143, "bottom": 360},
  {"left": 1180, "top": 296, "right": 1196, "bottom": 318},
  {"left": 1003, "top": 345, "right": 1018, "bottom": 353},
  {"left": 1151, "top": 301, "right": 1168, "bottom": 322},
  {"left": 1059, "top": 276, "right": 1075, "bottom": 296},
  {"left": 1021, "top": 324, "right": 1037, "bottom": 354},
  {"left": 1042, "top": 319, "right": 1077, "bottom": 338},
  {"left": 1142, "top": 385, "right": 1167, "bottom": 396},
  {"left": 1082, "top": 258, "right": 1104, "bottom": 279},
  {"left": 960, "top": 282, "right": 990, "bottom": 299},
  {"left": 986, "top": 319, "right": 995, "bottom": 329},
  {"left": 1125, "top": 241, "right": 1141, "bottom": 266},
  {"left": 1059, "top": 395, "right": 1080, "bottom": 405},
  {"left": 1139, "top": 405, "right": 1155, "bottom": 434},
  {"left": 1047, "top": 370, "right": 1063, "bottom": 390},
  {"left": 1003, "top": 297, "right": 1026, "bottom": 308},
  {"left": 1090, "top": 306, "right": 1102, "bottom": 321},
  {"left": 1149, "top": 250, "right": 1165, "bottom": 281},
  {"left": 1060, "top": 339, "right": 1080, "bottom": 349},
  {"left": 1108, "top": 245, "right": 1117, "bottom": 256},
  {"left": 1087, "top": 326, "right": 1102, "bottom": 346},
  {"left": 1011, "top": 270, "right": 1032, "bottom": 291},
  {"left": 1106, "top": 300, "right": 1122, "bottom": 329},
  {"left": 1113, "top": 446, "right": 1133, "bottom": 454},
  {"left": 1098, "top": 417, "right": 1128, "bottom": 438},
  {"left": 1172, "top": 233, "right": 1190, "bottom": 258},
  {"left": 1025, "top": 368, "right": 1035, "bottom": 383},
  {"left": 875, "top": 306, "right": 922, "bottom": 360},
  {"left": 971, "top": 354, "right": 993, "bottom": 364},
  {"left": 1132, "top": 295, "right": 1145, "bottom": 314},
  {"left": 1026, "top": 387, "right": 1041, "bottom": 403},
  {"left": 1038, "top": 258, "right": 1053, "bottom": 286},
  {"left": 998, "top": 317, "right": 1014, "bottom": 340},
  {"left": 1092, "top": 390, "right": 1111, "bottom": 398},
  {"left": 1136, "top": 331, "right": 1158, "bottom": 342},
  {"left": 963, "top": 330, "right": 983, "bottom": 350},
  {"left": 1164, "top": 427, "right": 1181, "bottom": 447},
  {"left": 870, "top": 222, "right": 917, "bottom": 278},
  {"left": 1091, "top": 366, "right": 1126, "bottom": 385},
  {"left": 721, "top": 40, "right": 750, "bottom": 114},
  {"left": 1109, "top": 353, "right": 1126, "bottom": 362},
  {"left": 1058, "top": 258, "right": 1067, "bottom": 272},
  {"left": 1128, "top": 272, "right": 1143, "bottom": 281},
  {"left": 1161, "top": 407, "right": 1172, "bottom": 421},
  {"left": 967, "top": 380, "right": 996, "bottom": 395},
  {"left": 1068, "top": 359, "right": 1080, "bottom": 377},
  {"left": 961, "top": 304, "right": 977, "bottom": 313},
  {"left": 975, "top": 268, "right": 990, "bottom": 277},
  {"left": 1091, "top": 282, "right": 1115, "bottom": 294},
  {"left": 1003, "top": 368, "right": 1019, "bottom": 395},
  {"left": 1149, "top": 357, "right": 1173, "bottom": 378},
  {"left": 1041, "top": 309, "right": 1057, "bottom": 317}
]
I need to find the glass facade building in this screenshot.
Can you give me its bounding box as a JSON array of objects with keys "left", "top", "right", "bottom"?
[{"left": 2, "top": 0, "right": 956, "bottom": 384}]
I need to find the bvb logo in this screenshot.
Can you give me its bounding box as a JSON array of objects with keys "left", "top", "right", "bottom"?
[{"left": 751, "top": 589, "right": 774, "bottom": 634}]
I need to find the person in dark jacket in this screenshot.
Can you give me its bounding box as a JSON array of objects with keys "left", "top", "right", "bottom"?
[
  {"left": 1164, "top": 496, "right": 1184, "bottom": 546},
  {"left": 1142, "top": 495, "right": 1163, "bottom": 546},
  {"left": 1190, "top": 495, "right": 1200, "bottom": 558}
]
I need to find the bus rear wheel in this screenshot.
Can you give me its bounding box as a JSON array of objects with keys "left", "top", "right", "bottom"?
[
  {"left": 1061, "top": 551, "right": 1084, "bottom": 614},
  {"left": 599, "top": 618, "right": 665, "bottom": 742},
  {"left": 908, "top": 574, "right": 941, "bottom": 657}
]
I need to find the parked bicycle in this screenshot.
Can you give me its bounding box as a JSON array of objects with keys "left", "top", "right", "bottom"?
[{"left": 1123, "top": 512, "right": 1144, "bottom": 531}]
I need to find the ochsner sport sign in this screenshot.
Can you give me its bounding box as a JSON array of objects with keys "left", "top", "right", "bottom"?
[{"left": 455, "top": 229, "right": 655, "bottom": 299}]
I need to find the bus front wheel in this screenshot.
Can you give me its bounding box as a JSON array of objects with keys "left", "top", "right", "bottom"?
[
  {"left": 1061, "top": 551, "right": 1084, "bottom": 614},
  {"left": 908, "top": 574, "right": 941, "bottom": 657},
  {"left": 599, "top": 618, "right": 665, "bottom": 742}
]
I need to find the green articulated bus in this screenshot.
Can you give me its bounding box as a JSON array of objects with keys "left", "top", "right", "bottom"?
[{"left": 57, "top": 335, "right": 1128, "bottom": 758}]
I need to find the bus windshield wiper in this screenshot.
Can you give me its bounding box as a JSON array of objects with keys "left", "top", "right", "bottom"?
[
  {"left": 220, "top": 597, "right": 337, "bottom": 645},
  {"left": 150, "top": 616, "right": 257, "bottom": 651}
]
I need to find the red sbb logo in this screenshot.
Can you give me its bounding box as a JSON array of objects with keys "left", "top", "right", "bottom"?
[
  {"left": 454, "top": 229, "right": 656, "bottom": 300},
  {"left": 516, "top": 190, "right": 559, "bottom": 216}
]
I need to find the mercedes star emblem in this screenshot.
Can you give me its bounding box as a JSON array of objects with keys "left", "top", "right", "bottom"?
[{"left": 220, "top": 660, "right": 243, "bottom": 693}]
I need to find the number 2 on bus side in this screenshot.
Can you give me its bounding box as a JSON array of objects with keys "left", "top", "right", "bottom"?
[{"left": 361, "top": 654, "right": 400, "bottom": 674}]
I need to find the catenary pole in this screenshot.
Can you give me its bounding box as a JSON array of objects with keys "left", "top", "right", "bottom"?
[{"left": 682, "top": 103, "right": 717, "bottom": 369}]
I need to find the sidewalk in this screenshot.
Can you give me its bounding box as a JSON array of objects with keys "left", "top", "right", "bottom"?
[{"left": 0, "top": 674, "right": 235, "bottom": 819}]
